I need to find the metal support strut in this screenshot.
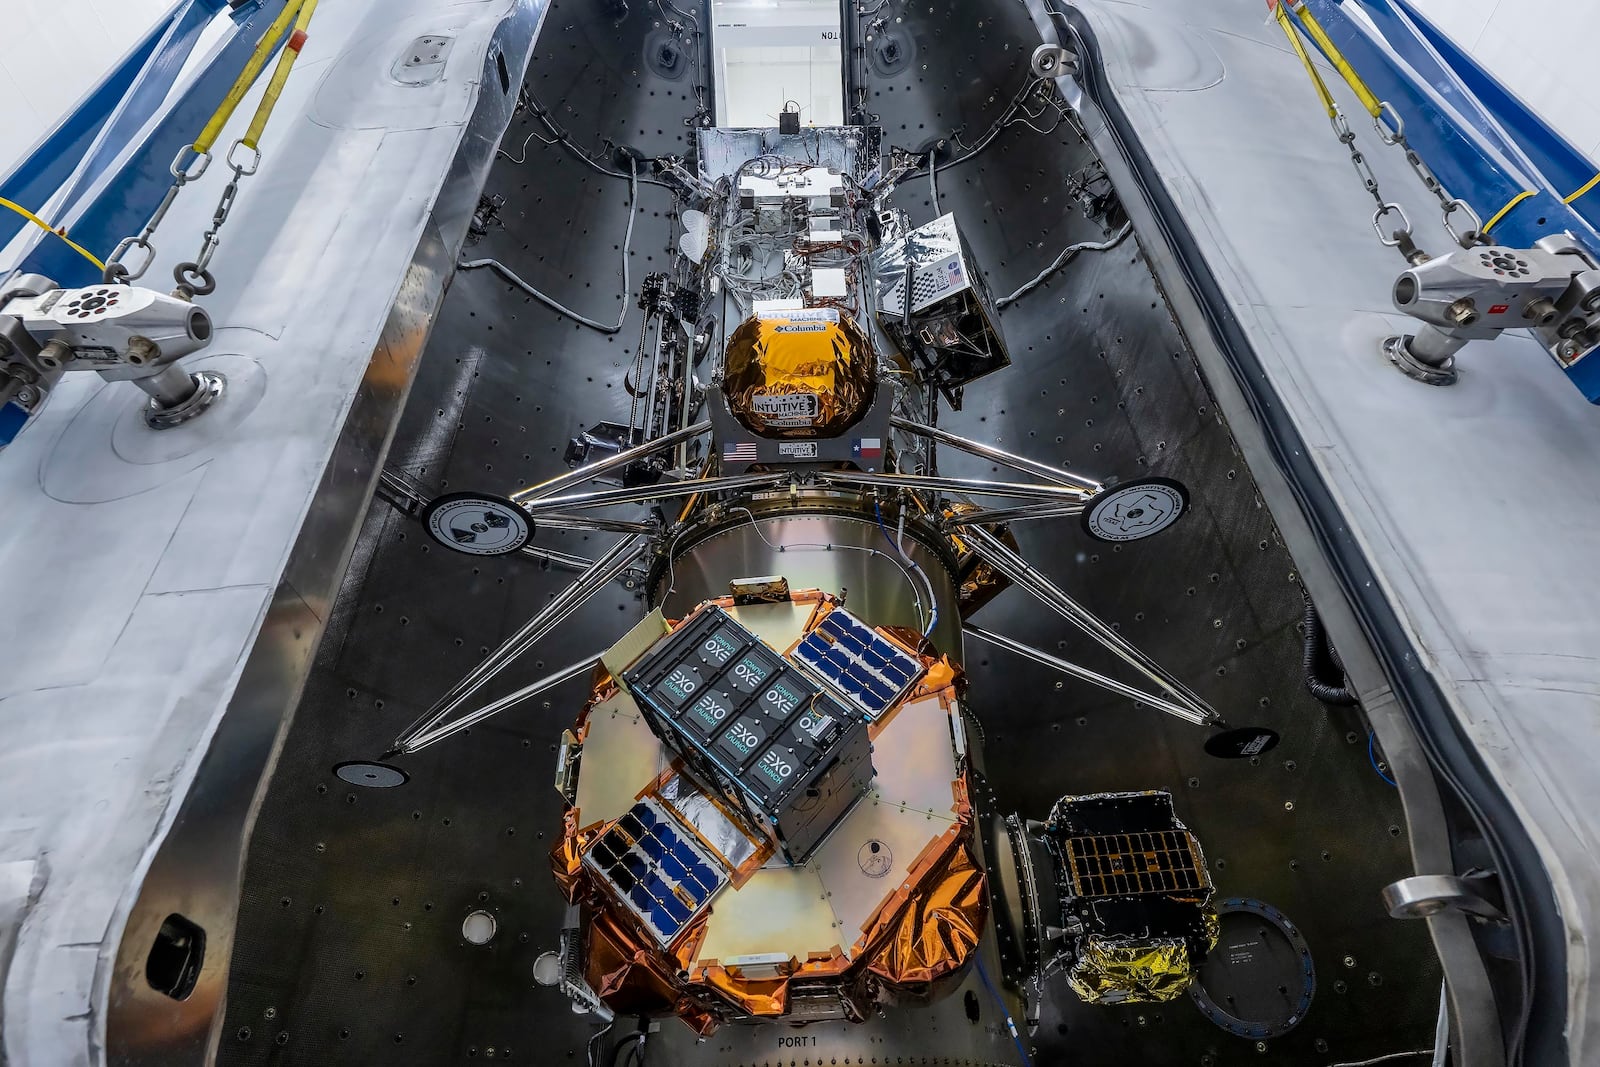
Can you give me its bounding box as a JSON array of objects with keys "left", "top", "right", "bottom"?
[
  {"left": 965, "top": 624, "right": 1214, "bottom": 727},
  {"left": 387, "top": 536, "right": 650, "bottom": 754},
  {"left": 522, "top": 474, "right": 787, "bottom": 514},
  {"left": 889, "top": 417, "right": 1104, "bottom": 492},
  {"left": 958, "top": 524, "right": 1223, "bottom": 725},
  {"left": 394, "top": 657, "right": 600, "bottom": 755},
  {"left": 942, "top": 501, "right": 1087, "bottom": 526},
  {"left": 816, "top": 471, "right": 1092, "bottom": 503},
  {"left": 510, "top": 420, "right": 711, "bottom": 503}
]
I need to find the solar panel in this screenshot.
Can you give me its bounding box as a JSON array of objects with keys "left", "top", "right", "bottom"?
[
  {"left": 583, "top": 798, "right": 728, "bottom": 946},
  {"left": 792, "top": 608, "right": 925, "bottom": 720}
]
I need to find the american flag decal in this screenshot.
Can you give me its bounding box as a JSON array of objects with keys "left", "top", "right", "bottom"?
[{"left": 723, "top": 441, "right": 758, "bottom": 461}]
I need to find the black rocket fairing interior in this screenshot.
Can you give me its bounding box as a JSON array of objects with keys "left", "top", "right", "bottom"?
[{"left": 215, "top": 0, "right": 1446, "bottom": 1064}]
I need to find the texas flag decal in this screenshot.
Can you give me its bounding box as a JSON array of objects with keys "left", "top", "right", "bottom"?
[{"left": 851, "top": 437, "right": 882, "bottom": 460}]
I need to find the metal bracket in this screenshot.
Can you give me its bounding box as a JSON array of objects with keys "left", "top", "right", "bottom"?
[
  {"left": 1389, "top": 242, "right": 1600, "bottom": 385},
  {"left": 1031, "top": 43, "right": 1078, "bottom": 80},
  {"left": 0, "top": 278, "right": 218, "bottom": 434},
  {"left": 1382, "top": 872, "right": 1508, "bottom": 923}
]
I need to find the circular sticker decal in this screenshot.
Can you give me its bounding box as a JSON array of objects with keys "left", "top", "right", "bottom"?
[
  {"left": 421, "top": 491, "right": 533, "bottom": 556},
  {"left": 857, "top": 839, "right": 893, "bottom": 878},
  {"left": 334, "top": 761, "right": 409, "bottom": 788},
  {"left": 1081, "top": 477, "right": 1189, "bottom": 542}
]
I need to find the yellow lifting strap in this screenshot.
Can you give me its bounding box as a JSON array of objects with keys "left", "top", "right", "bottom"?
[
  {"left": 1482, "top": 190, "right": 1535, "bottom": 235},
  {"left": 243, "top": 0, "right": 319, "bottom": 150},
  {"left": 1280, "top": 1, "right": 1384, "bottom": 120},
  {"left": 0, "top": 196, "right": 106, "bottom": 271},
  {"left": 1273, "top": 2, "right": 1336, "bottom": 120},
  {"left": 193, "top": 0, "right": 309, "bottom": 156},
  {"left": 1564, "top": 172, "right": 1600, "bottom": 206}
]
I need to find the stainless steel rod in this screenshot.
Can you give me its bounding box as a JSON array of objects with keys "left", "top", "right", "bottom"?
[
  {"left": 509, "top": 420, "right": 712, "bottom": 503},
  {"left": 378, "top": 468, "right": 425, "bottom": 506},
  {"left": 532, "top": 515, "right": 659, "bottom": 535},
  {"left": 403, "top": 656, "right": 601, "bottom": 752},
  {"left": 391, "top": 536, "right": 648, "bottom": 750},
  {"left": 890, "top": 416, "right": 1104, "bottom": 492},
  {"left": 943, "top": 501, "right": 1086, "bottom": 526},
  {"left": 522, "top": 473, "right": 787, "bottom": 514},
  {"left": 516, "top": 544, "right": 598, "bottom": 573},
  {"left": 965, "top": 625, "right": 1211, "bottom": 726},
  {"left": 817, "top": 471, "right": 1091, "bottom": 502},
  {"left": 960, "top": 524, "right": 1221, "bottom": 723}
]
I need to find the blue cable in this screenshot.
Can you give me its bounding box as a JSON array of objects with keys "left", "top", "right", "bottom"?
[
  {"left": 1368, "top": 731, "right": 1398, "bottom": 788},
  {"left": 873, "top": 499, "right": 938, "bottom": 638},
  {"left": 974, "top": 955, "right": 1034, "bottom": 1067}
]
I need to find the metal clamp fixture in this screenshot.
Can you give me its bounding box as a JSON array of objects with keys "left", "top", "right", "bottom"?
[
  {"left": 0, "top": 275, "right": 220, "bottom": 429},
  {"left": 2, "top": 0, "right": 325, "bottom": 441},
  {"left": 1387, "top": 236, "right": 1600, "bottom": 385}
]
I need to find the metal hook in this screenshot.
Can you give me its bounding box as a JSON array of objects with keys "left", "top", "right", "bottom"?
[{"left": 1374, "top": 100, "right": 1404, "bottom": 146}]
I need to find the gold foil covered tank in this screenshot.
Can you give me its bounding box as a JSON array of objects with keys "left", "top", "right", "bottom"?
[
  {"left": 1065, "top": 935, "right": 1200, "bottom": 1005},
  {"left": 722, "top": 308, "right": 876, "bottom": 437}
]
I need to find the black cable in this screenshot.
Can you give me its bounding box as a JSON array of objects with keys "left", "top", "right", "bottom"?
[
  {"left": 517, "top": 97, "right": 676, "bottom": 189},
  {"left": 608, "top": 1031, "right": 646, "bottom": 1067},
  {"left": 1302, "top": 589, "right": 1359, "bottom": 706},
  {"left": 896, "top": 73, "right": 1048, "bottom": 181}
]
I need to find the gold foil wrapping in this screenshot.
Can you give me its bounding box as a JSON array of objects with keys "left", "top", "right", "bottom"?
[
  {"left": 722, "top": 310, "right": 875, "bottom": 437},
  {"left": 586, "top": 907, "right": 681, "bottom": 1012},
  {"left": 586, "top": 908, "right": 719, "bottom": 1034},
  {"left": 551, "top": 809, "right": 589, "bottom": 902},
  {"left": 698, "top": 965, "right": 792, "bottom": 1016},
  {"left": 1065, "top": 936, "right": 1198, "bottom": 1005},
  {"left": 942, "top": 508, "right": 1017, "bottom": 617},
  {"left": 865, "top": 835, "right": 986, "bottom": 987}
]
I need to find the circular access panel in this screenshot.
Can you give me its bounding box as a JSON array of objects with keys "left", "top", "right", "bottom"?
[
  {"left": 532, "top": 951, "right": 562, "bottom": 986},
  {"left": 421, "top": 491, "right": 533, "bottom": 556},
  {"left": 462, "top": 910, "right": 498, "bottom": 946},
  {"left": 1189, "top": 897, "right": 1315, "bottom": 1040},
  {"left": 1081, "top": 477, "right": 1189, "bottom": 542}
]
